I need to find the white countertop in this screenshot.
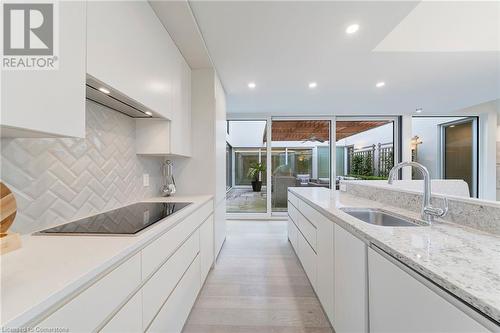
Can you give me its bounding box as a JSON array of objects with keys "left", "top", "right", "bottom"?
[
  {"left": 289, "top": 187, "right": 500, "bottom": 323},
  {"left": 0, "top": 195, "right": 213, "bottom": 327}
]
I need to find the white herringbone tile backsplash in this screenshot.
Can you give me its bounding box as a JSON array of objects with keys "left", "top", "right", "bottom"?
[{"left": 0, "top": 101, "right": 163, "bottom": 234}]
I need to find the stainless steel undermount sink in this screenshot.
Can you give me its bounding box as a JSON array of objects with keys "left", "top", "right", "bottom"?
[{"left": 340, "top": 208, "right": 423, "bottom": 227}]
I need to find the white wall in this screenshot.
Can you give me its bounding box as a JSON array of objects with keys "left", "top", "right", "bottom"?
[
  {"left": 227, "top": 121, "right": 266, "bottom": 147},
  {"left": 336, "top": 123, "right": 394, "bottom": 148}
]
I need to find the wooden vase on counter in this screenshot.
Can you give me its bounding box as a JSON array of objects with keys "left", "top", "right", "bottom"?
[{"left": 0, "top": 182, "right": 21, "bottom": 254}]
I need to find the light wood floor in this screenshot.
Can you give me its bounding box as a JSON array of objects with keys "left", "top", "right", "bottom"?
[{"left": 183, "top": 220, "right": 334, "bottom": 333}]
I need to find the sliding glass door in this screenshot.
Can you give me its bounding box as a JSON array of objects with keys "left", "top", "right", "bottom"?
[
  {"left": 225, "top": 116, "right": 399, "bottom": 217},
  {"left": 270, "top": 120, "right": 332, "bottom": 213}
]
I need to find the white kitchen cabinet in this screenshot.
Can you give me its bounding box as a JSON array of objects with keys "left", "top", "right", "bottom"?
[
  {"left": 100, "top": 291, "right": 142, "bottom": 333},
  {"left": 170, "top": 52, "right": 192, "bottom": 157},
  {"left": 38, "top": 253, "right": 141, "bottom": 332},
  {"left": 297, "top": 231, "right": 317, "bottom": 290},
  {"left": 334, "top": 224, "right": 368, "bottom": 333},
  {"left": 368, "top": 248, "right": 491, "bottom": 333},
  {"left": 135, "top": 52, "right": 192, "bottom": 157},
  {"left": 287, "top": 217, "right": 299, "bottom": 252},
  {"left": 1, "top": 1, "right": 86, "bottom": 138},
  {"left": 146, "top": 255, "right": 201, "bottom": 333},
  {"left": 142, "top": 200, "right": 213, "bottom": 279},
  {"left": 142, "top": 230, "right": 199, "bottom": 328},
  {"left": 200, "top": 215, "right": 214, "bottom": 282},
  {"left": 315, "top": 212, "right": 335, "bottom": 325},
  {"left": 87, "top": 0, "right": 177, "bottom": 120}
]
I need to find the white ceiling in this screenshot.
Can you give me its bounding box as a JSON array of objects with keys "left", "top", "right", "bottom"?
[{"left": 189, "top": 1, "right": 500, "bottom": 116}]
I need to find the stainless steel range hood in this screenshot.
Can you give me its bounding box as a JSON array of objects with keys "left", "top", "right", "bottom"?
[{"left": 86, "top": 74, "right": 155, "bottom": 118}]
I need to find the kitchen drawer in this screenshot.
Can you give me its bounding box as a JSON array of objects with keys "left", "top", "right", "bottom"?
[
  {"left": 288, "top": 191, "right": 300, "bottom": 208},
  {"left": 100, "top": 291, "right": 142, "bottom": 333},
  {"left": 298, "top": 212, "right": 317, "bottom": 252},
  {"left": 368, "top": 248, "right": 491, "bottom": 333},
  {"left": 199, "top": 215, "right": 214, "bottom": 282},
  {"left": 288, "top": 202, "right": 299, "bottom": 226},
  {"left": 146, "top": 255, "right": 201, "bottom": 333},
  {"left": 298, "top": 232, "right": 317, "bottom": 290},
  {"left": 298, "top": 200, "right": 329, "bottom": 228},
  {"left": 38, "top": 253, "right": 141, "bottom": 331},
  {"left": 142, "top": 230, "right": 200, "bottom": 328},
  {"left": 288, "top": 217, "right": 299, "bottom": 252},
  {"left": 142, "top": 200, "right": 212, "bottom": 279}
]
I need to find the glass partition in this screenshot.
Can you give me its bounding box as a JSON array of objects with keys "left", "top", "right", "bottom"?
[
  {"left": 271, "top": 120, "right": 331, "bottom": 212},
  {"left": 335, "top": 120, "right": 395, "bottom": 187}
]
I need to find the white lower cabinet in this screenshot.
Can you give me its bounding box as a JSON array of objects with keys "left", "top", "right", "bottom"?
[
  {"left": 142, "top": 230, "right": 200, "bottom": 329},
  {"left": 287, "top": 217, "right": 299, "bottom": 252},
  {"left": 368, "top": 248, "right": 491, "bottom": 333},
  {"left": 288, "top": 192, "right": 496, "bottom": 333},
  {"left": 200, "top": 216, "right": 214, "bottom": 282},
  {"left": 101, "top": 292, "right": 142, "bottom": 333},
  {"left": 32, "top": 203, "right": 214, "bottom": 333},
  {"left": 297, "top": 231, "right": 317, "bottom": 290},
  {"left": 334, "top": 224, "right": 368, "bottom": 333},
  {"left": 38, "top": 253, "right": 141, "bottom": 332},
  {"left": 146, "top": 256, "right": 201, "bottom": 333},
  {"left": 316, "top": 214, "right": 335, "bottom": 325}
]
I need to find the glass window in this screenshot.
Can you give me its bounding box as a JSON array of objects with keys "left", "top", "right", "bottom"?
[{"left": 335, "top": 120, "right": 395, "bottom": 182}]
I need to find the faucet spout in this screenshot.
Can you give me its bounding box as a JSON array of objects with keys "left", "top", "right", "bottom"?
[{"left": 387, "top": 161, "right": 448, "bottom": 224}]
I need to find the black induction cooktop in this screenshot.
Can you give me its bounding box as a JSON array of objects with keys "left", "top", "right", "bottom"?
[{"left": 38, "top": 202, "right": 192, "bottom": 235}]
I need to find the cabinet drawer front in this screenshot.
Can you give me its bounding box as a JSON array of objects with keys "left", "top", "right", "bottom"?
[
  {"left": 146, "top": 255, "right": 201, "bottom": 333},
  {"left": 288, "top": 202, "right": 299, "bottom": 226},
  {"left": 288, "top": 192, "right": 299, "bottom": 208},
  {"left": 298, "top": 232, "right": 317, "bottom": 289},
  {"left": 101, "top": 291, "right": 142, "bottom": 333},
  {"left": 298, "top": 213, "right": 317, "bottom": 251},
  {"left": 298, "top": 200, "right": 330, "bottom": 229},
  {"left": 334, "top": 225, "right": 368, "bottom": 333},
  {"left": 368, "top": 248, "right": 490, "bottom": 333},
  {"left": 288, "top": 218, "right": 298, "bottom": 253},
  {"left": 200, "top": 215, "right": 214, "bottom": 282},
  {"left": 38, "top": 254, "right": 141, "bottom": 331},
  {"left": 142, "top": 230, "right": 200, "bottom": 328},
  {"left": 142, "top": 200, "right": 212, "bottom": 279}
]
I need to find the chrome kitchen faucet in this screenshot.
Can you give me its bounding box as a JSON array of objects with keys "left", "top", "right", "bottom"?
[{"left": 388, "top": 161, "right": 448, "bottom": 224}]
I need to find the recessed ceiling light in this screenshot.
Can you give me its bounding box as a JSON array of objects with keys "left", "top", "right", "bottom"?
[
  {"left": 346, "top": 24, "right": 360, "bottom": 34},
  {"left": 308, "top": 82, "right": 317, "bottom": 89},
  {"left": 145, "top": 111, "right": 153, "bottom": 116},
  {"left": 450, "top": 125, "right": 455, "bottom": 128},
  {"left": 98, "top": 87, "right": 110, "bottom": 94},
  {"left": 248, "top": 82, "right": 256, "bottom": 89},
  {"left": 415, "top": 108, "right": 423, "bottom": 113},
  {"left": 375, "top": 81, "right": 385, "bottom": 88}
]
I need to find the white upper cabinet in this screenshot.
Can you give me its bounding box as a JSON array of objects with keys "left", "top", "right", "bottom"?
[
  {"left": 1, "top": 1, "right": 86, "bottom": 138},
  {"left": 169, "top": 50, "right": 192, "bottom": 156},
  {"left": 87, "top": 0, "right": 176, "bottom": 120}
]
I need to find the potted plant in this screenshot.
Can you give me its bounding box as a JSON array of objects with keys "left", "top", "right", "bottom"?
[{"left": 247, "top": 162, "right": 266, "bottom": 192}]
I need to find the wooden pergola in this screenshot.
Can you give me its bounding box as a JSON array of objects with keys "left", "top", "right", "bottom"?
[{"left": 263, "top": 120, "right": 390, "bottom": 142}]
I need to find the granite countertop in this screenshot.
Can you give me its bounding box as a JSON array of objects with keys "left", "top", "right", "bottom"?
[
  {"left": 289, "top": 187, "right": 500, "bottom": 324},
  {"left": 0, "top": 195, "right": 213, "bottom": 328}
]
